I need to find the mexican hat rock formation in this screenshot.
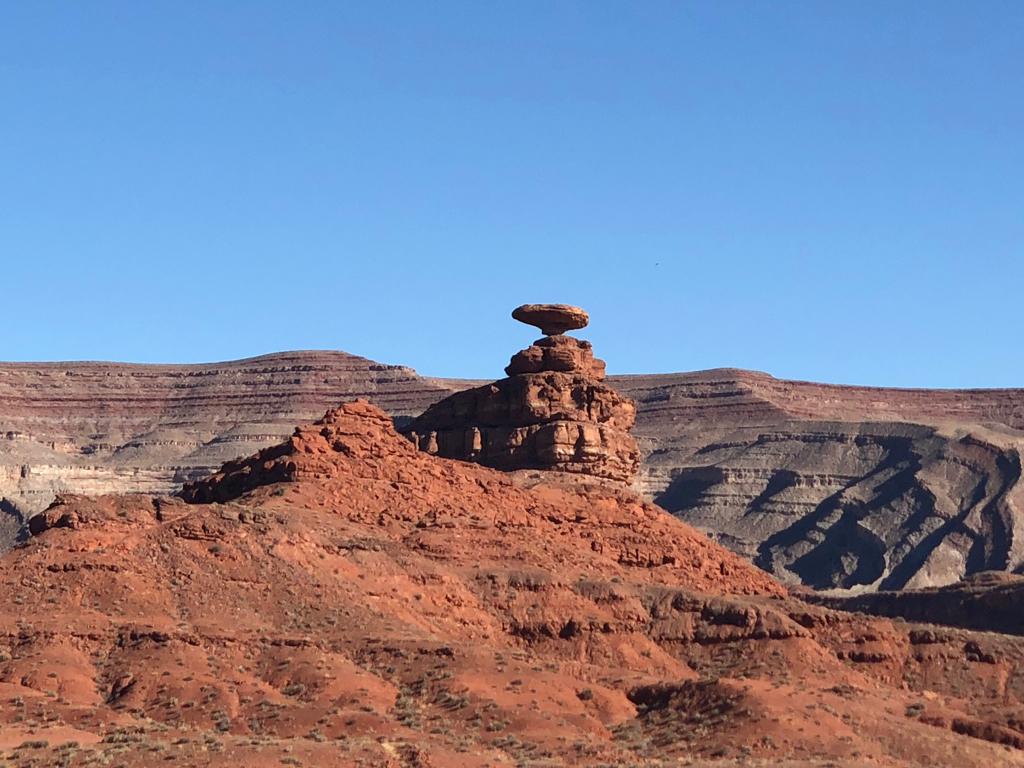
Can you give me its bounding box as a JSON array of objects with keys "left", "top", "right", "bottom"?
[{"left": 403, "top": 304, "right": 640, "bottom": 484}]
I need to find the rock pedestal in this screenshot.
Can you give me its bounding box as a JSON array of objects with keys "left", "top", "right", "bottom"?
[
  {"left": 402, "top": 305, "right": 640, "bottom": 484},
  {"left": 505, "top": 335, "right": 607, "bottom": 379}
]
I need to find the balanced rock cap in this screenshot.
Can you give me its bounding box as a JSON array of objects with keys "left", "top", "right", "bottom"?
[{"left": 511, "top": 304, "right": 589, "bottom": 336}]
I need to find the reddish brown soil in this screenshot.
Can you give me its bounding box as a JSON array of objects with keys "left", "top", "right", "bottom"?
[{"left": 3, "top": 401, "right": 1024, "bottom": 766}]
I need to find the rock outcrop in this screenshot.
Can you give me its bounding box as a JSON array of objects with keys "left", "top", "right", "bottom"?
[
  {"left": 0, "top": 351, "right": 470, "bottom": 546},
  {"left": 403, "top": 305, "right": 640, "bottom": 484},
  {"left": 511, "top": 302, "right": 590, "bottom": 336},
  {"left": 8, "top": 400, "right": 1024, "bottom": 766},
  {"left": 808, "top": 570, "right": 1024, "bottom": 635},
  {"left": 7, "top": 351, "right": 1024, "bottom": 593}
]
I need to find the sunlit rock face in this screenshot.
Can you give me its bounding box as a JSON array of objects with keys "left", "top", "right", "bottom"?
[
  {"left": 0, "top": 351, "right": 465, "bottom": 549},
  {"left": 403, "top": 304, "right": 641, "bottom": 485}
]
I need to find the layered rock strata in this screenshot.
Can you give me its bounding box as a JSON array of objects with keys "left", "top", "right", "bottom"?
[
  {"left": 653, "top": 421, "right": 1024, "bottom": 592},
  {"left": 7, "top": 349, "right": 1024, "bottom": 592},
  {"left": 614, "top": 369, "right": 1024, "bottom": 591},
  {"left": 0, "top": 351, "right": 470, "bottom": 546},
  {"left": 11, "top": 399, "right": 1024, "bottom": 765},
  {"left": 402, "top": 306, "right": 640, "bottom": 484},
  {"left": 807, "top": 570, "right": 1024, "bottom": 635}
]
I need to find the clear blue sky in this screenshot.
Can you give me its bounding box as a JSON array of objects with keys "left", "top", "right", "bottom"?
[{"left": 2, "top": 2, "right": 1022, "bottom": 387}]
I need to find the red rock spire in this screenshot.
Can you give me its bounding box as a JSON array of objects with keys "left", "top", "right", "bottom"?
[{"left": 403, "top": 305, "right": 639, "bottom": 484}]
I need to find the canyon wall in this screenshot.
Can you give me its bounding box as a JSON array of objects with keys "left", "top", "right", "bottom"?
[
  {"left": 3, "top": 354, "right": 1024, "bottom": 592},
  {"left": 613, "top": 369, "right": 1024, "bottom": 590},
  {"left": 0, "top": 351, "right": 466, "bottom": 547}
]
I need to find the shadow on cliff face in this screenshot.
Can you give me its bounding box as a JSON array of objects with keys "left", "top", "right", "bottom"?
[
  {"left": 657, "top": 466, "right": 803, "bottom": 517},
  {"left": 754, "top": 436, "right": 927, "bottom": 590},
  {"left": 656, "top": 427, "right": 1024, "bottom": 592},
  {"left": 783, "top": 502, "right": 889, "bottom": 589},
  {"left": 0, "top": 497, "right": 27, "bottom": 549},
  {"left": 750, "top": 492, "right": 891, "bottom": 590},
  {"left": 654, "top": 466, "right": 725, "bottom": 513},
  {"left": 391, "top": 415, "right": 415, "bottom": 431},
  {"left": 873, "top": 447, "right": 1019, "bottom": 591}
]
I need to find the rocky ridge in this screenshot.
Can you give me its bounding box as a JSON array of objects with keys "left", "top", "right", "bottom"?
[
  {"left": 807, "top": 570, "right": 1024, "bottom": 636},
  {"left": 8, "top": 400, "right": 1024, "bottom": 766},
  {"left": 4, "top": 352, "right": 1024, "bottom": 592},
  {"left": 0, "top": 351, "right": 467, "bottom": 546}
]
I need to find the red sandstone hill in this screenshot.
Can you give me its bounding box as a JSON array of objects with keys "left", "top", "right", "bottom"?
[
  {"left": 0, "top": 352, "right": 468, "bottom": 538},
  {"left": 4, "top": 402, "right": 1024, "bottom": 766},
  {"left": 5, "top": 352, "right": 1024, "bottom": 594}
]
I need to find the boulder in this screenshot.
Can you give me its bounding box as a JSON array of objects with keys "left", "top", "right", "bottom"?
[{"left": 511, "top": 304, "right": 589, "bottom": 336}]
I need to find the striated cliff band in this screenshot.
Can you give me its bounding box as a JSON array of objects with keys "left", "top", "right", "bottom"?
[
  {"left": 3, "top": 352, "right": 1024, "bottom": 593},
  {"left": 0, "top": 351, "right": 473, "bottom": 547},
  {"left": 622, "top": 369, "right": 1024, "bottom": 592}
]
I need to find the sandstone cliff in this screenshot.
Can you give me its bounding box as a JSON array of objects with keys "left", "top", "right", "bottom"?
[
  {"left": 0, "top": 351, "right": 466, "bottom": 547},
  {"left": 5, "top": 354, "right": 1024, "bottom": 593}
]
